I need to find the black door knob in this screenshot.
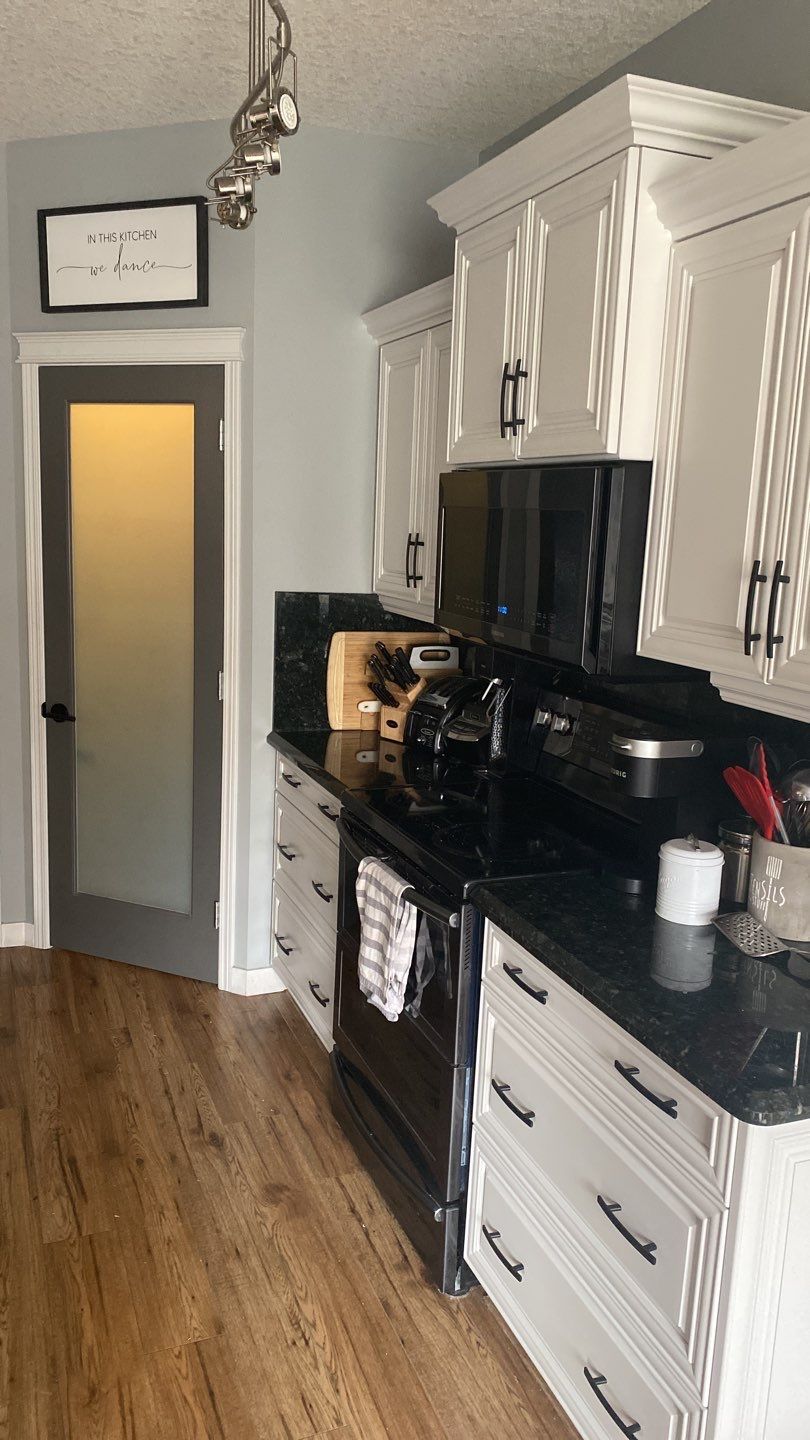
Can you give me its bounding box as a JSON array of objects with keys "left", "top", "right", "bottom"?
[{"left": 41, "top": 702, "right": 76, "bottom": 723}]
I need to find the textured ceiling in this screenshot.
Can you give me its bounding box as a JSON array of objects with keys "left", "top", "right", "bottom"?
[{"left": 0, "top": 0, "right": 710, "bottom": 146}]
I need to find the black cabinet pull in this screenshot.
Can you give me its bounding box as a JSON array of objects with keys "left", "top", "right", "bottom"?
[
  {"left": 405, "top": 532, "right": 414, "bottom": 588},
  {"left": 503, "top": 963, "right": 548, "bottom": 1005},
  {"left": 311, "top": 881, "right": 334, "bottom": 903},
  {"left": 614, "top": 1060, "right": 677, "bottom": 1118},
  {"left": 308, "top": 980, "right": 330, "bottom": 1007},
  {"left": 743, "top": 559, "right": 767, "bottom": 655},
  {"left": 765, "top": 558, "right": 790, "bottom": 660},
  {"left": 491, "top": 1079, "right": 535, "bottom": 1127},
  {"left": 411, "top": 532, "right": 424, "bottom": 584},
  {"left": 274, "top": 933, "right": 294, "bottom": 956},
  {"left": 583, "top": 1369, "right": 641, "bottom": 1438},
  {"left": 317, "top": 802, "right": 339, "bottom": 823},
  {"left": 281, "top": 771, "right": 302, "bottom": 789},
  {"left": 510, "top": 357, "right": 528, "bottom": 433},
  {"left": 597, "top": 1196, "right": 657, "bottom": 1265},
  {"left": 276, "top": 843, "right": 297, "bottom": 861},
  {"left": 41, "top": 701, "right": 76, "bottom": 724},
  {"left": 482, "top": 1225, "right": 524, "bottom": 1281},
  {"left": 499, "top": 362, "right": 511, "bottom": 439}
]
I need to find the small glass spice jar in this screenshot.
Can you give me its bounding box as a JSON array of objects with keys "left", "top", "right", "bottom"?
[{"left": 717, "top": 818, "right": 755, "bottom": 908}]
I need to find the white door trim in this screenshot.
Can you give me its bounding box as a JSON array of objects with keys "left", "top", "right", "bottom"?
[{"left": 16, "top": 327, "right": 245, "bottom": 992}]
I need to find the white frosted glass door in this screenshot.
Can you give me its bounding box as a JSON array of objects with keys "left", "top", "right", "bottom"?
[{"left": 69, "top": 403, "right": 195, "bottom": 912}]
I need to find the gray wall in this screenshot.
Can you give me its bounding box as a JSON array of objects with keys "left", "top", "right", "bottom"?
[{"left": 483, "top": 0, "right": 810, "bottom": 162}]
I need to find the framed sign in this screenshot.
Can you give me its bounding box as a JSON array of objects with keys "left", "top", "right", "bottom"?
[{"left": 37, "top": 197, "right": 209, "bottom": 313}]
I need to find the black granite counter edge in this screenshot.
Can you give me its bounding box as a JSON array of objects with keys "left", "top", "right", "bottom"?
[
  {"left": 267, "top": 730, "right": 348, "bottom": 803},
  {"left": 473, "top": 884, "right": 807, "bottom": 1127}
]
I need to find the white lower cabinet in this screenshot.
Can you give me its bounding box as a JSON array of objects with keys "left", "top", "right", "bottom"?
[
  {"left": 272, "top": 882, "right": 335, "bottom": 1048},
  {"left": 470, "top": 922, "right": 810, "bottom": 1440}
]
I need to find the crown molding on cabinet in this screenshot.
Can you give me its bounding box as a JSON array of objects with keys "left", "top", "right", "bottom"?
[
  {"left": 362, "top": 277, "right": 453, "bottom": 344},
  {"left": 651, "top": 109, "right": 810, "bottom": 241},
  {"left": 428, "top": 75, "right": 804, "bottom": 234}
]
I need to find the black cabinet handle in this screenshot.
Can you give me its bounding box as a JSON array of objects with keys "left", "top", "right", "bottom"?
[
  {"left": 743, "top": 559, "right": 767, "bottom": 655},
  {"left": 597, "top": 1196, "right": 657, "bottom": 1265},
  {"left": 281, "top": 771, "right": 302, "bottom": 789},
  {"left": 277, "top": 843, "right": 297, "bottom": 861},
  {"left": 499, "top": 362, "right": 510, "bottom": 439},
  {"left": 274, "top": 933, "right": 294, "bottom": 956},
  {"left": 583, "top": 1370, "right": 641, "bottom": 1438},
  {"left": 311, "top": 881, "right": 334, "bottom": 903},
  {"left": 491, "top": 1079, "right": 535, "bottom": 1127},
  {"left": 510, "top": 357, "right": 528, "bottom": 433},
  {"left": 317, "top": 802, "right": 339, "bottom": 823},
  {"left": 411, "top": 532, "right": 424, "bottom": 584},
  {"left": 41, "top": 701, "right": 76, "bottom": 723},
  {"left": 765, "top": 558, "right": 790, "bottom": 660},
  {"left": 503, "top": 963, "right": 548, "bottom": 1005},
  {"left": 614, "top": 1060, "right": 677, "bottom": 1118},
  {"left": 482, "top": 1225, "right": 524, "bottom": 1282},
  {"left": 308, "top": 980, "right": 330, "bottom": 1007},
  {"left": 405, "top": 532, "right": 414, "bottom": 588}
]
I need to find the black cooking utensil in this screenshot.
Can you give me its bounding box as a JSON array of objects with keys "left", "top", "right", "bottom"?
[
  {"left": 393, "top": 647, "right": 419, "bottom": 686},
  {"left": 368, "top": 655, "right": 394, "bottom": 691},
  {"left": 375, "top": 642, "right": 398, "bottom": 678},
  {"left": 370, "top": 680, "right": 398, "bottom": 708}
]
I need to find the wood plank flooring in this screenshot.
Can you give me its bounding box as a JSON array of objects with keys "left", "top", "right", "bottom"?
[{"left": 0, "top": 947, "right": 578, "bottom": 1440}]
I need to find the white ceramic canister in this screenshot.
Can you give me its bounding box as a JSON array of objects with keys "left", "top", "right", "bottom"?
[{"left": 655, "top": 836, "right": 725, "bottom": 926}]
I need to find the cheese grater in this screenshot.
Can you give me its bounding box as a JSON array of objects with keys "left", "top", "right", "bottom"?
[{"left": 712, "top": 911, "right": 790, "bottom": 958}]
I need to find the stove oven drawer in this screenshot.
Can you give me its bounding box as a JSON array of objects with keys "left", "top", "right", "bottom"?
[
  {"left": 272, "top": 882, "right": 335, "bottom": 1049},
  {"left": 274, "top": 794, "right": 339, "bottom": 944}
]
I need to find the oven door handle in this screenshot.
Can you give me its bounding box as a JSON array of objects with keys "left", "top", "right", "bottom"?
[{"left": 336, "top": 817, "right": 460, "bottom": 928}]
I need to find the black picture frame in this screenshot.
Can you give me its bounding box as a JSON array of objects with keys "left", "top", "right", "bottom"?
[{"left": 37, "top": 196, "right": 209, "bottom": 313}]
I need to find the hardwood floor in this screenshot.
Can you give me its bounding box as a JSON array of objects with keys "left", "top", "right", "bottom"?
[{"left": 0, "top": 947, "right": 578, "bottom": 1440}]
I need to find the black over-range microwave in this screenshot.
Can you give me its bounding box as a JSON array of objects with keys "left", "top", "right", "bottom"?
[{"left": 435, "top": 463, "right": 658, "bottom": 676}]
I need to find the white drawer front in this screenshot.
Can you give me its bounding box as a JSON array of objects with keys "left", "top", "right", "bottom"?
[
  {"left": 273, "top": 794, "right": 339, "bottom": 942},
  {"left": 483, "top": 923, "right": 735, "bottom": 1201},
  {"left": 275, "top": 753, "right": 341, "bottom": 846},
  {"left": 476, "top": 987, "right": 724, "bottom": 1392},
  {"left": 272, "top": 882, "right": 335, "bottom": 1047},
  {"left": 466, "top": 1134, "right": 704, "bottom": 1440}
]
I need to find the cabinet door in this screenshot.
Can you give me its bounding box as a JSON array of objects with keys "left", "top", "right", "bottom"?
[
  {"left": 448, "top": 205, "right": 529, "bottom": 465},
  {"left": 638, "top": 202, "right": 807, "bottom": 681},
  {"left": 415, "top": 321, "right": 452, "bottom": 615},
  {"left": 520, "top": 154, "right": 634, "bottom": 460},
  {"left": 373, "top": 332, "right": 426, "bottom": 609}
]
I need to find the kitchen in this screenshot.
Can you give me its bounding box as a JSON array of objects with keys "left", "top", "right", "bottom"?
[{"left": 2, "top": 1, "right": 810, "bottom": 1437}]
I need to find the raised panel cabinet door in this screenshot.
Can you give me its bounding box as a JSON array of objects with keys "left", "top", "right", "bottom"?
[
  {"left": 637, "top": 202, "right": 809, "bottom": 681},
  {"left": 448, "top": 204, "right": 529, "bottom": 465},
  {"left": 520, "top": 153, "right": 635, "bottom": 460},
  {"left": 415, "top": 321, "right": 452, "bottom": 615},
  {"left": 373, "top": 331, "right": 427, "bottom": 608}
]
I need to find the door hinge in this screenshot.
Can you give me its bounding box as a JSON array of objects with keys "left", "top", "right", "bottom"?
[
  {"left": 218, "top": 418, "right": 224, "bottom": 452},
  {"left": 214, "top": 901, "right": 220, "bottom": 930},
  {"left": 217, "top": 670, "right": 224, "bottom": 701}
]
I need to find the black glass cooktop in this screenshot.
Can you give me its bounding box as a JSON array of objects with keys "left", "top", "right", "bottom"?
[{"left": 341, "top": 765, "right": 603, "bottom": 897}]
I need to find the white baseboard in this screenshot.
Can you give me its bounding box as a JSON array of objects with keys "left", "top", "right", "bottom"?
[
  {"left": 227, "top": 964, "right": 287, "bottom": 997},
  {"left": 0, "top": 922, "right": 35, "bottom": 947}
]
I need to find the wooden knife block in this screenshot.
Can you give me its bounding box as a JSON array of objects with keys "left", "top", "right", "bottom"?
[{"left": 378, "top": 679, "right": 427, "bottom": 743}]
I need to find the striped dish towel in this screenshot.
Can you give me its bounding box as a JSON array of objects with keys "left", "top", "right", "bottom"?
[{"left": 356, "top": 857, "right": 417, "bottom": 1021}]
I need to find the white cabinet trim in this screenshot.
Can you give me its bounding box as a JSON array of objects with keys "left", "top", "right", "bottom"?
[{"left": 362, "top": 277, "right": 452, "bottom": 343}]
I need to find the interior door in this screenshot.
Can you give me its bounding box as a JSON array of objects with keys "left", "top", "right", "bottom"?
[
  {"left": 373, "top": 331, "right": 425, "bottom": 609},
  {"left": 637, "top": 201, "right": 808, "bottom": 682},
  {"left": 448, "top": 204, "right": 529, "bottom": 465},
  {"left": 39, "top": 365, "right": 224, "bottom": 980}
]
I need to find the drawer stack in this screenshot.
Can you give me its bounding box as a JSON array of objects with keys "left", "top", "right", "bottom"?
[
  {"left": 271, "top": 752, "right": 340, "bottom": 1047},
  {"left": 466, "top": 922, "right": 737, "bottom": 1440}
]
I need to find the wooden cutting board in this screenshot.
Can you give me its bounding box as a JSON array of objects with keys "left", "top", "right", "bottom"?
[{"left": 326, "top": 630, "right": 450, "bottom": 730}]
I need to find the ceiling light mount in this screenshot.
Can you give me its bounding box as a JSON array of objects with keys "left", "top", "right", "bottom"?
[{"left": 207, "top": 0, "right": 299, "bottom": 230}]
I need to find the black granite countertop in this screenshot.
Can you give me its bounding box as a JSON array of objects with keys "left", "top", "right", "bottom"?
[
  {"left": 268, "top": 729, "right": 370, "bottom": 801},
  {"left": 474, "top": 876, "right": 810, "bottom": 1126}
]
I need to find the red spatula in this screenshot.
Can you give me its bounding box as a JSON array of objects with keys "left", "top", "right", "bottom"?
[{"left": 723, "top": 765, "right": 775, "bottom": 840}]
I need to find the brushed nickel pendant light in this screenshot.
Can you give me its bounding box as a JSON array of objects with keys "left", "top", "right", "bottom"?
[{"left": 207, "top": 0, "right": 299, "bottom": 230}]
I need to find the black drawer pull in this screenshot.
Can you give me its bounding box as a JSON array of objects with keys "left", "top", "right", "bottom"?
[
  {"left": 510, "top": 357, "right": 528, "bottom": 432},
  {"left": 308, "top": 980, "right": 330, "bottom": 1008},
  {"left": 411, "top": 532, "right": 424, "bottom": 583},
  {"left": 311, "top": 881, "right": 334, "bottom": 903},
  {"left": 282, "top": 771, "right": 302, "bottom": 788},
  {"left": 277, "top": 843, "right": 297, "bottom": 861},
  {"left": 597, "top": 1196, "right": 657, "bottom": 1265},
  {"left": 274, "top": 933, "right": 294, "bottom": 956},
  {"left": 405, "top": 532, "right": 414, "bottom": 588},
  {"left": 743, "top": 559, "right": 767, "bottom": 655},
  {"left": 583, "top": 1369, "right": 641, "bottom": 1437},
  {"left": 614, "top": 1061, "right": 677, "bottom": 1119},
  {"left": 317, "top": 802, "right": 339, "bottom": 823},
  {"left": 491, "top": 1079, "right": 535, "bottom": 1127},
  {"left": 766, "top": 558, "right": 790, "bottom": 660},
  {"left": 504, "top": 963, "right": 548, "bottom": 1004},
  {"left": 499, "top": 362, "right": 510, "bottom": 439},
  {"left": 482, "top": 1225, "right": 524, "bottom": 1282}
]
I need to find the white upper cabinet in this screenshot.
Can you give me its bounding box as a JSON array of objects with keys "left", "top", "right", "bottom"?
[
  {"left": 364, "top": 279, "right": 454, "bottom": 622},
  {"left": 430, "top": 75, "right": 801, "bottom": 467},
  {"left": 639, "top": 111, "right": 810, "bottom": 722}
]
